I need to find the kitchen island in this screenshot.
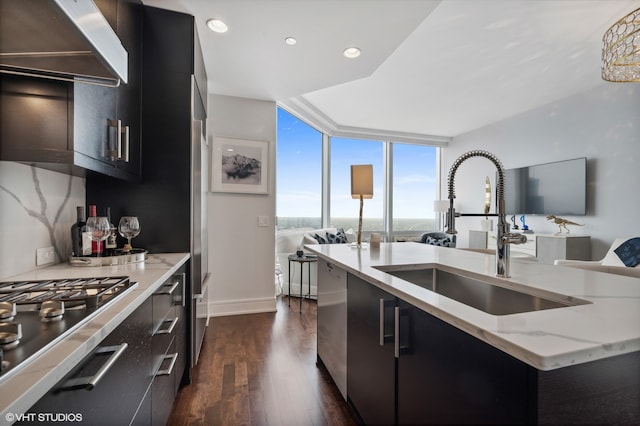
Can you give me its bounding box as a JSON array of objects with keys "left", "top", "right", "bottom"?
[
  {"left": 309, "top": 242, "right": 640, "bottom": 424},
  {"left": 0, "top": 252, "right": 189, "bottom": 425}
]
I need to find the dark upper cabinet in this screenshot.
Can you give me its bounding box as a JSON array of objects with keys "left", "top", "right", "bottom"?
[
  {"left": 74, "top": 0, "right": 142, "bottom": 180},
  {"left": 0, "top": 0, "right": 142, "bottom": 181}
]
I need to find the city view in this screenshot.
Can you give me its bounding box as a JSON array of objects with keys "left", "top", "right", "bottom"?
[
  {"left": 277, "top": 217, "right": 437, "bottom": 234},
  {"left": 276, "top": 107, "right": 439, "bottom": 239}
]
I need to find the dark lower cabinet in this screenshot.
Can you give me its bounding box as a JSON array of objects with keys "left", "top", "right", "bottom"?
[
  {"left": 396, "top": 299, "right": 530, "bottom": 424},
  {"left": 23, "top": 297, "right": 154, "bottom": 425},
  {"left": 23, "top": 267, "right": 188, "bottom": 426},
  {"left": 346, "top": 272, "right": 640, "bottom": 425},
  {"left": 347, "top": 274, "right": 396, "bottom": 425}
]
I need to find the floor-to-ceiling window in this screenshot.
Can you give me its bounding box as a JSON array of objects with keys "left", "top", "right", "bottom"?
[
  {"left": 276, "top": 107, "right": 438, "bottom": 238},
  {"left": 330, "top": 137, "right": 384, "bottom": 233},
  {"left": 276, "top": 108, "right": 322, "bottom": 230},
  {"left": 391, "top": 142, "right": 437, "bottom": 234}
]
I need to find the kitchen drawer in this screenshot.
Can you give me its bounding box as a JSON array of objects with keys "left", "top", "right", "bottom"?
[
  {"left": 152, "top": 273, "right": 184, "bottom": 328},
  {"left": 152, "top": 305, "right": 177, "bottom": 372},
  {"left": 173, "top": 301, "right": 187, "bottom": 392},
  {"left": 25, "top": 297, "right": 153, "bottom": 425},
  {"left": 152, "top": 338, "right": 179, "bottom": 425}
]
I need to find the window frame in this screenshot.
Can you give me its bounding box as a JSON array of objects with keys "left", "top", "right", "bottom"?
[{"left": 276, "top": 106, "right": 445, "bottom": 237}]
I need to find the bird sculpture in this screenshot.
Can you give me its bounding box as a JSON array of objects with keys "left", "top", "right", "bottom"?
[{"left": 546, "top": 215, "right": 584, "bottom": 234}]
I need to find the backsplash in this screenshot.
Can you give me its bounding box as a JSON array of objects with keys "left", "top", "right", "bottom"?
[{"left": 0, "top": 162, "right": 85, "bottom": 279}]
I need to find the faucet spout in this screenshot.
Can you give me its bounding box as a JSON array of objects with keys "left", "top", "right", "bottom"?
[{"left": 445, "top": 150, "right": 526, "bottom": 278}]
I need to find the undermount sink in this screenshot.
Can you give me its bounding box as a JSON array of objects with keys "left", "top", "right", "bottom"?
[{"left": 373, "top": 266, "right": 590, "bottom": 315}]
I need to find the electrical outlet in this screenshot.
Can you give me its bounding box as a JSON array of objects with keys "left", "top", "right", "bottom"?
[{"left": 36, "top": 246, "right": 55, "bottom": 266}]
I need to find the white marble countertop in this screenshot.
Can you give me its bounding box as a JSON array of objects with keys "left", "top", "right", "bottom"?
[
  {"left": 0, "top": 253, "right": 189, "bottom": 424},
  {"left": 307, "top": 242, "right": 640, "bottom": 371}
]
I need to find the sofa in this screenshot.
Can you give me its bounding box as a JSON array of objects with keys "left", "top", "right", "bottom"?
[{"left": 275, "top": 227, "right": 355, "bottom": 298}]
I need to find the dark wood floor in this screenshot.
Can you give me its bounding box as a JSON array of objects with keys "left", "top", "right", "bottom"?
[{"left": 167, "top": 296, "right": 358, "bottom": 426}]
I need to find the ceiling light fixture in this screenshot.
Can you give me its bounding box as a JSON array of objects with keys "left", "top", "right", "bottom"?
[
  {"left": 343, "top": 47, "right": 361, "bottom": 59},
  {"left": 285, "top": 37, "right": 297, "bottom": 46},
  {"left": 602, "top": 7, "right": 640, "bottom": 82},
  {"left": 206, "top": 18, "right": 228, "bottom": 34}
]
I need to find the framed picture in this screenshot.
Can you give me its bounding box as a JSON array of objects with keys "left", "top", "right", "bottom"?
[{"left": 211, "top": 137, "right": 269, "bottom": 194}]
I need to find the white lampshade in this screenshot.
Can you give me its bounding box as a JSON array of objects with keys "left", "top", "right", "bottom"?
[
  {"left": 351, "top": 165, "right": 373, "bottom": 199},
  {"left": 433, "top": 200, "right": 449, "bottom": 213}
]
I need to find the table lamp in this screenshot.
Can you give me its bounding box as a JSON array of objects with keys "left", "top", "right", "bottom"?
[{"left": 351, "top": 165, "right": 373, "bottom": 247}]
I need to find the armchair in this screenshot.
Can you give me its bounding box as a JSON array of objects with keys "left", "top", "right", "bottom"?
[{"left": 554, "top": 237, "right": 640, "bottom": 279}]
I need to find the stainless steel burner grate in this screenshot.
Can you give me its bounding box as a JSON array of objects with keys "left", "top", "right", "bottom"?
[{"left": 0, "top": 276, "right": 133, "bottom": 309}]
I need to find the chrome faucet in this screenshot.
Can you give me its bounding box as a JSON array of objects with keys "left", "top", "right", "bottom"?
[{"left": 445, "top": 150, "right": 526, "bottom": 278}]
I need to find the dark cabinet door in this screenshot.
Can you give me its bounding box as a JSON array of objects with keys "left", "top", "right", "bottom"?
[
  {"left": 78, "top": 0, "right": 142, "bottom": 180},
  {"left": 72, "top": 82, "right": 116, "bottom": 167},
  {"left": 397, "top": 299, "right": 530, "bottom": 424},
  {"left": 0, "top": 75, "right": 73, "bottom": 166},
  {"left": 26, "top": 298, "right": 154, "bottom": 425},
  {"left": 113, "top": 0, "right": 142, "bottom": 177},
  {"left": 347, "top": 274, "right": 396, "bottom": 425}
]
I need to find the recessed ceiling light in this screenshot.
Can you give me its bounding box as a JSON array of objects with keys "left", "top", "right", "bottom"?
[
  {"left": 285, "top": 37, "right": 297, "bottom": 46},
  {"left": 343, "top": 47, "right": 361, "bottom": 59},
  {"left": 206, "top": 19, "right": 228, "bottom": 33}
]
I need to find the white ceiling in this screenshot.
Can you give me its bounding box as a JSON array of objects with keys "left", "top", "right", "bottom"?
[{"left": 142, "top": 0, "right": 639, "bottom": 139}]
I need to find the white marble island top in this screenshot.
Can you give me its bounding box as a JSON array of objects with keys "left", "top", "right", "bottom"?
[
  {"left": 307, "top": 242, "right": 640, "bottom": 371},
  {"left": 0, "top": 253, "right": 189, "bottom": 424}
]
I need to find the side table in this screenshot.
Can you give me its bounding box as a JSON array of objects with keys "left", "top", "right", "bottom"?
[{"left": 288, "top": 253, "right": 318, "bottom": 312}]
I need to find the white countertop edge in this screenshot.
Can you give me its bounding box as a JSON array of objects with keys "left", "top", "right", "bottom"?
[
  {"left": 0, "top": 253, "right": 189, "bottom": 422},
  {"left": 307, "top": 243, "right": 640, "bottom": 371}
]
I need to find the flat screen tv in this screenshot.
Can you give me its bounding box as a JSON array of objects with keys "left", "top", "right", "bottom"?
[{"left": 502, "top": 157, "right": 586, "bottom": 216}]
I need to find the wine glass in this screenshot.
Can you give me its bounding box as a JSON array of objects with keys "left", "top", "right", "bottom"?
[
  {"left": 118, "top": 216, "right": 141, "bottom": 252},
  {"left": 85, "top": 216, "right": 111, "bottom": 257}
]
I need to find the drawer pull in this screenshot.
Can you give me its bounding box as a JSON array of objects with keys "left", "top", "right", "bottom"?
[
  {"left": 158, "top": 279, "right": 180, "bottom": 296},
  {"left": 157, "top": 353, "right": 178, "bottom": 376},
  {"left": 154, "top": 317, "right": 178, "bottom": 335},
  {"left": 60, "top": 343, "right": 128, "bottom": 391}
]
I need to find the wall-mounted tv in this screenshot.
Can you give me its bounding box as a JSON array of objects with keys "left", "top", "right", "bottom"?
[{"left": 502, "top": 157, "right": 587, "bottom": 216}]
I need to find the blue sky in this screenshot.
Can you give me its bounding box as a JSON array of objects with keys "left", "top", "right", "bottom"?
[{"left": 277, "top": 108, "right": 437, "bottom": 219}]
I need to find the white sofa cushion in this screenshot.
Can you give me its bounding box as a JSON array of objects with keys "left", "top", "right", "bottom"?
[{"left": 275, "top": 227, "right": 355, "bottom": 296}]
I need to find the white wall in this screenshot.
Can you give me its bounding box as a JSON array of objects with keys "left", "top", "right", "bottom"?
[
  {"left": 207, "top": 95, "right": 277, "bottom": 316},
  {"left": 442, "top": 83, "right": 640, "bottom": 259}
]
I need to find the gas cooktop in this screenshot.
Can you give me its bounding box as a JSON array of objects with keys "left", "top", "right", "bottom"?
[{"left": 0, "top": 276, "right": 136, "bottom": 379}]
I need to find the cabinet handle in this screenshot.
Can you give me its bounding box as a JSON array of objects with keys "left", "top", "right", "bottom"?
[
  {"left": 394, "top": 307, "right": 410, "bottom": 359},
  {"left": 394, "top": 307, "right": 400, "bottom": 358},
  {"left": 158, "top": 279, "right": 180, "bottom": 296},
  {"left": 379, "top": 299, "right": 385, "bottom": 346},
  {"left": 60, "top": 343, "right": 128, "bottom": 391},
  {"left": 379, "top": 298, "right": 394, "bottom": 346},
  {"left": 120, "top": 125, "right": 130, "bottom": 162},
  {"left": 107, "top": 119, "right": 121, "bottom": 160},
  {"left": 157, "top": 353, "right": 178, "bottom": 376},
  {"left": 154, "top": 317, "right": 178, "bottom": 335}
]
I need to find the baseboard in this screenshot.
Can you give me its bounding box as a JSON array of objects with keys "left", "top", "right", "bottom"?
[
  {"left": 208, "top": 296, "right": 277, "bottom": 317},
  {"left": 282, "top": 283, "right": 318, "bottom": 298}
]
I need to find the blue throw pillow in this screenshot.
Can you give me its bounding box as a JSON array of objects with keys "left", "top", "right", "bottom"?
[
  {"left": 326, "top": 228, "right": 348, "bottom": 244},
  {"left": 426, "top": 236, "right": 453, "bottom": 247},
  {"left": 312, "top": 233, "right": 327, "bottom": 244},
  {"left": 614, "top": 237, "right": 640, "bottom": 267}
]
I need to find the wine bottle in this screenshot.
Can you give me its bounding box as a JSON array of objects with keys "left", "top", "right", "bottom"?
[
  {"left": 71, "top": 206, "right": 86, "bottom": 257},
  {"left": 104, "top": 207, "right": 117, "bottom": 256},
  {"left": 88, "top": 204, "right": 101, "bottom": 255}
]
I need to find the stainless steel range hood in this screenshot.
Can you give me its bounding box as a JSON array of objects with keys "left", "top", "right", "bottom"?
[{"left": 0, "top": 0, "right": 127, "bottom": 87}]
